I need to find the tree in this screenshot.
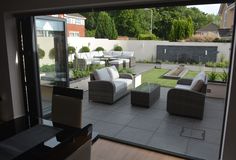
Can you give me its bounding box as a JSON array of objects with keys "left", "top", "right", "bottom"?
[
  {"left": 95, "top": 12, "right": 118, "bottom": 39},
  {"left": 169, "top": 18, "right": 194, "bottom": 41}
]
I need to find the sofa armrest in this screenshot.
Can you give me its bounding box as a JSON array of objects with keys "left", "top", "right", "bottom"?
[
  {"left": 167, "top": 88, "right": 205, "bottom": 106},
  {"left": 177, "top": 78, "right": 193, "bottom": 85},
  {"left": 119, "top": 73, "right": 133, "bottom": 79},
  {"left": 88, "top": 80, "right": 115, "bottom": 93}
]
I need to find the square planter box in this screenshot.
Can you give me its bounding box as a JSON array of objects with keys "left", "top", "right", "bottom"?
[{"left": 206, "top": 81, "right": 227, "bottom": 99}]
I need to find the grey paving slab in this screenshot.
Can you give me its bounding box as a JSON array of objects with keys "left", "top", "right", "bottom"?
[
  {"left": 187, "top": 139, "right": 220, "bottom": 160},
  {"left": 115, "top": 126, "right": 154, "bottom": 145},
  {"left": 204, "top": 128, "right": 222, "bottom": 145},
  {"left": 155, "top": 121, "right": 183, "bottom": 137},
  {"left": 148, "top": 133, "right": 189, "bottom": 155},
  {"left": 80, "top": 81, "right": 224, "bottom": 160},
  {"left": 93, "top": 121, "right": 124, "bottom": 137},
  {"left": 127, "top": 116, "right": 162, "bottom": 131},
  {"left": 101, "top": 112, "right": 135, "bottom": 125}
]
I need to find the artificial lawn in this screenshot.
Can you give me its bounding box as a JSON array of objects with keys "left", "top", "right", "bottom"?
[{"left": 141, "top": 68, "right": 199, "bottom": 88}]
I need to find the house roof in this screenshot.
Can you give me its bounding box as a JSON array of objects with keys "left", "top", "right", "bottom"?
[
  {"left": 218, "top": 3, "right": 235, "bottom": 15},
  {"left": 66, "top": 13, "right": 86, "bottom": 20},
  {"left": 196, "top": 23, "right": 219, "bottom": 32}
]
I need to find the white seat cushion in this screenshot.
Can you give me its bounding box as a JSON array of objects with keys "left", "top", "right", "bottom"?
[
  {"left": 110, "top": 59, "right": 123, "bottom": 64},
  {"left": 94, "top": 68, "right": 111, "bottom": 81},
  {"left": 175, "top": 84, "right": 191, "bottom": 90},
  {"left": 107, "top": 66, "right": 119, "bottom": 80},
  {"left": 113, "top": 78, "right": 132, "bottom": 87},
  {"left": 113, "top": 81, "right": 126, "bottom": 93},
  {"left": 92, "top": 61, "right": 105, "bottom": 65}
]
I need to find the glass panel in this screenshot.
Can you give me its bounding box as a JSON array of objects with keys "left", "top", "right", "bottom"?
[{"left": 35, "top": 16, "right": 68, "bottom": 117}]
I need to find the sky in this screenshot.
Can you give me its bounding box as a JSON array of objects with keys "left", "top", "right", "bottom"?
[{"left": 187, "top": 4, "right": 221, "bottom": 15}]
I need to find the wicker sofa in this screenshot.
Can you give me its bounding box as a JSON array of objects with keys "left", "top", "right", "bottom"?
[
  {"left": 89, "top": 66, "right": 133, "bottom": 104},
  {"left": 73, "top": 51, "right": 105, "bottom": 70},
  {"left": 167, "top": 71, "right": 208, "bottom": 119},
  {"left": 103, "top": 51, "right": 136, "bottom": 67}
]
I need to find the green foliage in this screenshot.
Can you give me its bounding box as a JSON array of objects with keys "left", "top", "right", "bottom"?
[
  {"left": 205, "top": 61, "right": 229, "bottom": 68},
  {"left": 138, "top": 33, "right": 157, "bottom": 40},
  {"left": 169, "top": 18, "right": 194, "bottom": 41},
  {"left": 79, "top": 46, "right": 90, "bottom": 53},
  {"left": 68, "top": 62, "right": 73, "bottom": 69},
  {"left": 95, "top": 12, "right": 118, "bottom": 39},
  {"left": 89, "top": 64, "right": 104, "bottom": 72},
  {"left": 49, "top": 48, "right": 55, "bottom": 59},
  {"left": 68, "top": 46, "right": 76, "bottom": 55},
  {"left": 114, "top": 45, "right": 123, "bottom": 51},
  {"left": 95, "top": 47, "right": 105, "bottom": 51},
  {"left": 112, "top": 9, "right": 148, "bottom": 37},
  {"left": 38, "top": 48, "right": 45, "bottom": 59},
  {"left": 72, "top": 69, "right": 90, "bottom": 79},
  {"left": 86, "top": 30, "right": 96, "bottom": 37},
  {"left": 40, "top": 64, "right": 55, "bottom": 72},
  {"left": 152, "top": 7, "right": 219, "bottom": 40},
  {"left": 208, "top": 72, "right": 218, "bottom": 81},
  {"left": 219, "top": 70, "right": 228, "bottom": 82},
  {"left": 118, "top": 68, "right": 134, "bottom": 74},
  {"left": 205, "top": 61, "right": 216, "bottom": 67}
]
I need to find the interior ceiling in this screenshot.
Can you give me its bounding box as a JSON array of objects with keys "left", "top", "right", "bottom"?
[{"left": 10, "top": 0, "right": 234, "bottom": 16}]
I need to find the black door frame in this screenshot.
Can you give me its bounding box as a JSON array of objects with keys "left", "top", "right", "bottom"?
[
  {"left": 17, "top": 16, "right": 42, "bottom": 118},
  {"left": 15, "top": 1, "right": 235, "bottom": 160}
]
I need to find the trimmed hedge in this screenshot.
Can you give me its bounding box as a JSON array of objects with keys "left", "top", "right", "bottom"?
[
  {"left": 68, "top": 46, "right": 76, "bottom": 54},
  {"left": 79, "top": 46, "right": 90, "bottom": 53},
  {"left": 114, "top": 45, "right": 123, "bottom": 51},
  {"left": 38, "top": 48, "right": 45, "bottom": 59},
  {"left": 138, "top": 33, "right": 157, "bottom": 40},
  {"left": 95, "top": 47, "right": 105, "bottom": 51}
]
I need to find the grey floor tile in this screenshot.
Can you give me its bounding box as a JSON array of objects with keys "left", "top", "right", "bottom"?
[
  {"left": 115, "top": 126, "right": 154, "bottom": 145},
  {"left": 82, "top": 117, "right": 97, "bottom": 127},
  {"left": 93, "top": 121, "right": 124, "bottom": 137},
  {"left": 127, "top": 116, "right": 162, "bottom": 131},
  {"left": 83, "top": 108, "right": 111, "bottom": 120},
  {"left": 147, "top": 133, "right": 189, "bottom": 154},
  {"left": 204, "top": 128, "right": 222, "bottom": 145},
  {"left": 187, "top": 139, "right": 220, "bottom": 160},
  {"left": 155, "top": 121, "right": 183, "bottom": 137},
  {"left": 193, "top": 117, "right": 223, "bottom": 130},
  {"left": 102, "top": 112, "right": 135, "bottom": 125}
]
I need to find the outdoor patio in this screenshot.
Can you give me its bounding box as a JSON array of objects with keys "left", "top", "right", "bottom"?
[
  {"left": 41, "top": 63, "right": 226, "bottom": 160},
  {"left": 82, "top": 87, "right": 225, "bottom": 160}
]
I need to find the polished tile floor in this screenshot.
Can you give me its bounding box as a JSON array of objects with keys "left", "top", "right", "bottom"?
[{"left": 82, "top": 88, "right": 225, "bottom": 160}]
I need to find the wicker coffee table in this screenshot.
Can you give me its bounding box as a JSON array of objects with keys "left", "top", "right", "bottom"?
[{"left": 131, "top": 83, "right": 160, "bottom": 108}]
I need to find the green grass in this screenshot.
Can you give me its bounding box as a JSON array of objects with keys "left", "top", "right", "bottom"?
[{"left": 141, "top": 68, "right": 199, "bottom": 88}]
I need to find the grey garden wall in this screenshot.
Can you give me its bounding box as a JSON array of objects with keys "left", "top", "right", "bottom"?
[{"left": 156, "top": 45, "right": 218, "bottom": 63}]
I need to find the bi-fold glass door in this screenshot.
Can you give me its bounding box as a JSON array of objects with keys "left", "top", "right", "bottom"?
[{"left": 35, "top": 16, "right": 69, "bottom": 117}]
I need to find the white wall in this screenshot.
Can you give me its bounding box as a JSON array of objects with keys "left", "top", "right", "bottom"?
[{"left": 67, "top": 37, "right": 231, "bottom": 62}]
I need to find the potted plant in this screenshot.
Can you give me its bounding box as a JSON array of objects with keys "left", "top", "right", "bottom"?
[{"left": 206, "top": 70, "right": 228, "bottom": 99}]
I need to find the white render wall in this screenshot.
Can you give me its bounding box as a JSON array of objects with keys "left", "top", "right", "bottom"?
[
  {"left": 68, "top": 37, "right": 231, "bottom": 62},
  {"left": 38, "top": 37, "right": 232, "bottom": 66}
]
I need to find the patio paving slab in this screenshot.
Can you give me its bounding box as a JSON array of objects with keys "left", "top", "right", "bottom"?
[{"left": 115, "top": 126, "right": 154, "bottom": 145}]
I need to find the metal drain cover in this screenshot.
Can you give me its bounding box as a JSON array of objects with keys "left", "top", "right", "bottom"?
[{"left": 180, "top": 127, "right": 205, "bottom": 140}]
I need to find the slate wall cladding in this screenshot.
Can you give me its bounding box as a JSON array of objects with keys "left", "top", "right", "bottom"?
[{"left": 156, "top": 45, "right": 218, "bottom": 64}]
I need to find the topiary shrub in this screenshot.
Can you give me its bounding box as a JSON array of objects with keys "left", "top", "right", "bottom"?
[
  {"left": 114, "top": 45, "right": 123, "bottom": 51},
  {"left": 68, "top": 46, "right": 76, "bottom": 54},
  {"left": 40, "top": 64, "right": 55, "bottom": 72},
  {"left": 79, "top": 46, "right": 90, "bottom": 53},
  {"left": 38, "top": 48, "right": 45, "bottom": 59},
  {"left": 95, "top": 47, "right": 105, "bottom": 51},
  {"left": 138, "top": 33, "right": 157, "bottom": 40},
  {"left": 49, "top": 48, "right": 55, "bottom": 59}
]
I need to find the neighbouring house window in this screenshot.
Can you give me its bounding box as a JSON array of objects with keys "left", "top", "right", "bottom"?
[{"left": 69, "top": 31, "right": 80, "bottom": 37}]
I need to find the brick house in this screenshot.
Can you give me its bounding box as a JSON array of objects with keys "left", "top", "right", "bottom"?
[{"left": 51, "top": 13, "right": 86, "bottom": 37}]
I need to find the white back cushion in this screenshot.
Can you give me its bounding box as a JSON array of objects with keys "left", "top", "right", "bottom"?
[
  {"left": 190, "top": 71, "right": 206, "bottom": 89},
  {"left": 107, "top": 66, "right": 119, "bottom": 80},
  {"left": 94, "top": 68, "right": 111, "bottom": 81},
  {"left": 123, "top": 51, "right": 134, "bottom": 57}
]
